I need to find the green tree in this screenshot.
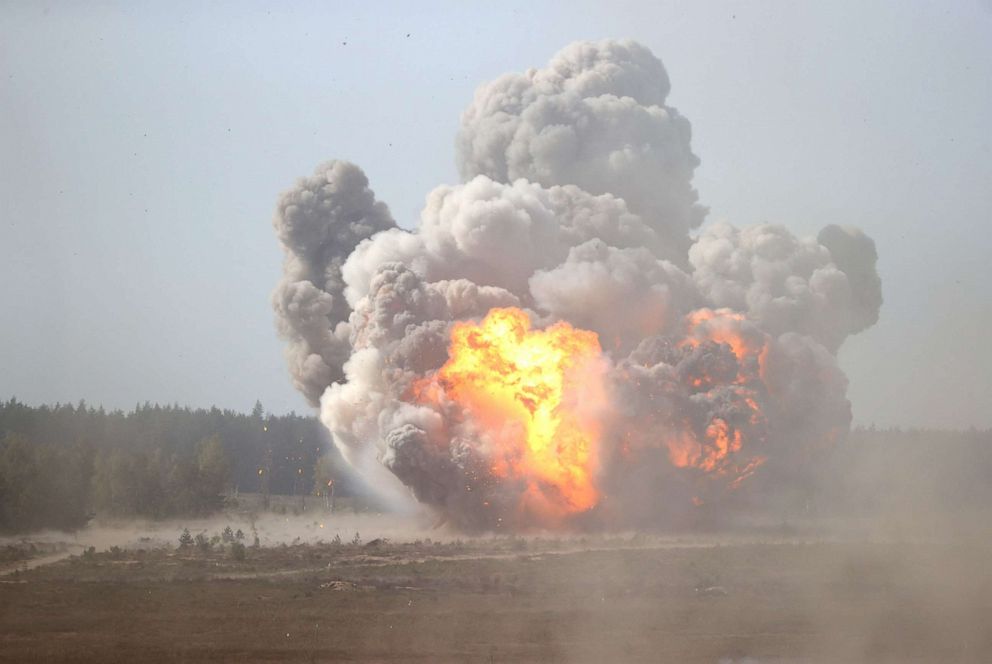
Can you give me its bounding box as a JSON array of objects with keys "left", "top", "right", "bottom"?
[
  {"left": 0, "top": 434, "right": 37, "bottom": 530},
  {"left": 195, "top": 434, "right": 229, "bottom": 513},
  {"left": 312, "top": 453, "right": 340, "bottom": 510},
  {"left": 0, "top": 434, "right": 91, "bottom": 532}
]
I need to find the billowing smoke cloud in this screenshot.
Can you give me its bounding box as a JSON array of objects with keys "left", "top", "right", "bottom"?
[
  {"left": 272, "top": 39, "right": 882, "bottom": 530},
  {"left": 272, "top": 161, "right": 396, "bottom": 405},
  {"left": 689, "top": 222, "right": 882, "bottom": 351},
  {"left": 456, "top": 39, "right": 705, "bottom": 261}
]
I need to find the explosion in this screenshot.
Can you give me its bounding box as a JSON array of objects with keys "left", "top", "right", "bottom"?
[
  {"left": 417, "top": 307, "right": 606, "bottom": 521},
  {"left": 272, "top": 39, "right": 882, "bottom": 530}
]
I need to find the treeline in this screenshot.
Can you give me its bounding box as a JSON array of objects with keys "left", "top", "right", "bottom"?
[
  {"left": 824, "top": 426, "right": 992, "bottom": 513},
  {"left": 0, "top": 399, "right": 354, "bottom": 533},
  {"left": 4, "top": 398, "right": 990, "bottom": 533}
]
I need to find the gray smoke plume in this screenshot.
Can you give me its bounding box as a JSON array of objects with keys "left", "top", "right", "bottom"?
[
  {"left": 272, "top": 161, "right": 396, "bottom": 405},
  {"left": 456, "top": 39, "right": 705, "bottom": 262},
  {"left": 689, "top": 222, "right": 882, "bottom": 352},
  {"left": 272, "top": 39, "right": 882, "bottom": 530}
]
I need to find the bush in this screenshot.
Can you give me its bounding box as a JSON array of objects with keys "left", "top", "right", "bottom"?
[
  {"left": 221, "top": 526, "right": 234, "bottom": 543},
  {"left": 229, "top": 541, "right": 246, "bottom": 561},
  {"left": 194, "top": 532, "right": 210, "bottom": 552},
  {"left": 0, "top": 545, "right": 31, "bottom": 564},
  {"left": 178, "top": 528, "right": 193, "bottom": 548}
]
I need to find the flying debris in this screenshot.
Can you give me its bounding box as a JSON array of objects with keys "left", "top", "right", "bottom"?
[{"left": 272, "top": 39, "right": 881, "bottom": 531}]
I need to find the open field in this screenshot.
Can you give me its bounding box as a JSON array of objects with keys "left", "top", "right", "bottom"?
[{"left": 2, "top": 516, "right": 992, "bottom": 663}]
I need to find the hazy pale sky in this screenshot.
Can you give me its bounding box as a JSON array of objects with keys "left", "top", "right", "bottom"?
[{"left": 1, "top": 1, "right": 990, "bottom": 428}]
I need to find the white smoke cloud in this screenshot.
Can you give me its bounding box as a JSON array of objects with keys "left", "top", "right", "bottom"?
[
  {"left": 341, "top": 176, "right": 672, "bottom": 307},
  {"left": 530, "top": 240, "right": 697, "bottom": 351},
  {"left": 689, "top": 222, "right": 883, "bottom": 351},
  {"left": 456, "top": 39, "right": 705, "bottom": 261},
  {"left": 272, "top": 40, "right": 882, "bottom": 530}
]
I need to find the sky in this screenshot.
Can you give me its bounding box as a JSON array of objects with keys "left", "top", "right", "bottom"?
[{"left": 1, "top": 0, "right": 990, "bottom": 429}]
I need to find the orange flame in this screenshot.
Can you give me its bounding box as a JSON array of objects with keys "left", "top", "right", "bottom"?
[
  {"left": 681, "top": 308, "right": 767, "bottom": 372},
  {"left": 683, "top": 309, "right": 748, "bottom": 357},
  {"left": 422, "top": 307, "right": 606, "bottom": 519},
  {"left": 666, "top": 418, "right": 743, "bottom": 472}
]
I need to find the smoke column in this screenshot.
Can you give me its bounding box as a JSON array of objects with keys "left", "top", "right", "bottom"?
[{"left": 272, "top": 40, "right": 881, "bottom": 530}]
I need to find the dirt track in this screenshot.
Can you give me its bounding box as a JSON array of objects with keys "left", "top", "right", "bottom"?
[{"left": 2, "top": 532, "right": 991, "bottom": 663}]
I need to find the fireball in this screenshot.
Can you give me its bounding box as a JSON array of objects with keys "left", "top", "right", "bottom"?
[{"left": 419, "top": 307, "right": 607, "bottom": 520}]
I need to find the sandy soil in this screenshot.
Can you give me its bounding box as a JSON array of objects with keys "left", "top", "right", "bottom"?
[{"left": 2, "top": 516, "right": 991, "bottom": 663}]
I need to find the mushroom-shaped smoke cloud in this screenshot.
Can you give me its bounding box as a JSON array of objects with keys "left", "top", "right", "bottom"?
[{"left": 272, "top": 39, "right": 882, "bottom": 530}]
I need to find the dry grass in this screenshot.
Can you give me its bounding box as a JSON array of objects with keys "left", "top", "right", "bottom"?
[{"left": 2, "top": 530, "right": 991, "bottom": 663}]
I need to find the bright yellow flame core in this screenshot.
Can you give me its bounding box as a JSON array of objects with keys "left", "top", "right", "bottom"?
[{"left": 433, "top": 307, "right": 605, "bottom": 516}]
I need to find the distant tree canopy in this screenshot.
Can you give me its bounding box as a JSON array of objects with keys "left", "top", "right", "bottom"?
[
  {"left": 0, "top": 433, "right": 92, "bottom": 532},
  {"left": 820, "top": 426, "right": 992, "bottom": 514},
  {"left": 0, "top": 398, "right": 357, "bottom": 533},
  {"left": 3, "top": 398, "right": 992, "bottom": 534}
]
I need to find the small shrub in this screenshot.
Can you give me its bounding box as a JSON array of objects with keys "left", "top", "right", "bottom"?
[
  {"left": 178, "top": 528, "right": 194, "bottom": 549},
  {"left": 331, "top": 534, "right": 342, "bottom": 546},
  {"left": 222, "top": 526, "right": 235, "bottom": 543},
  {"left": 194, "top": 532, "right": 211, "bottom": 552},
  {"left": 351, "top": 532, "right": 362, "bottom": 546},
  {"left": 235, "top": 528, "right": 245, "bottom": 541},
  {"left": 81, "top": 546, "right": 96, "bottom": 561},
  {"left": 0, "top": 545, "right": 30, "bottom": 564},
  {"left": 108, "top": 545, "right": 123, "bottom": 559},
  {"left": 229, "top": 542, "right": 246, "bottom": 561}
]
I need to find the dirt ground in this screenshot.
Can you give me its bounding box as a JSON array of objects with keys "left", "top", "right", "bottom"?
[{"left": 2, "top": 525, "right": 991, "bottom": 664}]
